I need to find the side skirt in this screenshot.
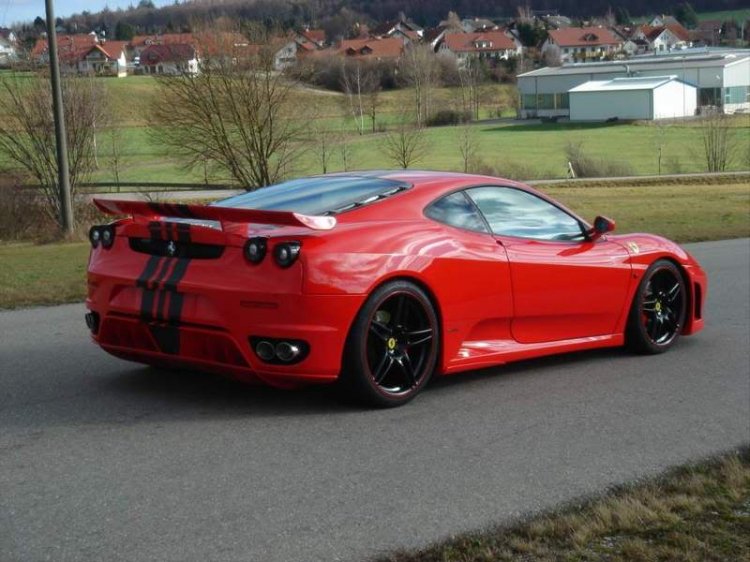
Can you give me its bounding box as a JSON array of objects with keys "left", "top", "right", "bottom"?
[{"left": 442, "top": 334, "right": 624, "bottom": 375}]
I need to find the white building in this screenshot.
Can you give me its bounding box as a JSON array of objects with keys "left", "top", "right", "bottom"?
[
  {"left": 0, "top": 37, "right": 15, "bottom": 64},
  {"left": 78, "top": 42, "right": 129, "bottom": 77},
  {"left": 438, "top": 30, "right": 521, "bottom": 68},
  {"left": 517, "top": 51, "right": 750, "bottom": 118},
  {"left": 569, "top": 76, "right": 697, "bottom": 121}
]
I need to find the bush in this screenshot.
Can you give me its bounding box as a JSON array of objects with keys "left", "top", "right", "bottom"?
[
  {"left": 468, "top": 159, "right": 555, "bottom": 182},
  {"left": 564, "top": 141, "right": 633, "bottom": 178},
  {"left": 0, "top": 174, "right": 46, "bottom": 241},
  {"left": 0, "top": 173, "right": 104, "bottom": 242},
  {"left": 426, "top": 109, "right": 468, "bottom": 127},
  {"left": 292, "top": 54, "right": 398, "bottom": 92}
]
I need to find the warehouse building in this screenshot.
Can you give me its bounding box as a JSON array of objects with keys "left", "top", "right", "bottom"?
[
  {"left": 517, "top": 50, "right": 750, "bottom": 119},
  {"left": 569, "top": 76, "right": 697, "bottom": 121}
]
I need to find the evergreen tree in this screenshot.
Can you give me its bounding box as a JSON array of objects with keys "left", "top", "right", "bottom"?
[
  {"left": 615, "top": 6, "right": 632, "bottom": 25},
  {"left": 674, "top": 2, "right": 699, "bottom": 29},
  {"left": 114, "top": 21, "right": 135, "bottom": 40}
]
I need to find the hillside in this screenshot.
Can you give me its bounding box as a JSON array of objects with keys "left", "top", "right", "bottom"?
[{"left": 34, "top": 0, "right": 750, "bottom": 38}]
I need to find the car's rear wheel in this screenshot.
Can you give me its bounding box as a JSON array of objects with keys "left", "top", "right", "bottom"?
[
  {"left": 341, "top": 280, "right": 439, "bottom": 407},
  {"left": 626, "top": 259, "right": 687, "bottom": 354}
]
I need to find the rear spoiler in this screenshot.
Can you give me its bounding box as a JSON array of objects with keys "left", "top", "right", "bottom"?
[{"left": 93, "top": 199, "right": 337, "bottom": 231}]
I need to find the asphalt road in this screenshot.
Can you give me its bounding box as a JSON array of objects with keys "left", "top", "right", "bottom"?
[{"left": 1, "top": 238, "right": 748, "bottom": 562}]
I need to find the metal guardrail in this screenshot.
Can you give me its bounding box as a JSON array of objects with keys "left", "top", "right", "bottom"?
[{"left": 19, "top": 170, "right": 750, "bottom": 195}]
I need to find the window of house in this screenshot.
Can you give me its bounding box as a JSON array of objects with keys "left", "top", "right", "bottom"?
[
  {"left": 554, "top": 93, "right": 570, "bottom": 109},
  {"left": 522, "top": 94, "right": 537, "bottom": 109},
  {"left": 424, "top": 191, "right": 488, "bottom": 233},
  {"left": 537, "top": 93, "right": 555, "bottom": 110},
  {"left": 466, "top": 187, "right": 586, "bottom": 241},
  {"left": 725, "top": 86, "right": 749, "bottom": 105}
]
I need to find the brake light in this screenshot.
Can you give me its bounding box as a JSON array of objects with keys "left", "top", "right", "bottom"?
[{"left": 273, "top": 241, "right": 301, "bottom": 268}]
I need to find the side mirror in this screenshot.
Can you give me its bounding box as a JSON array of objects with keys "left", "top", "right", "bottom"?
[{"left": 589, "top": 216, "right": 615, "bottom": 240}]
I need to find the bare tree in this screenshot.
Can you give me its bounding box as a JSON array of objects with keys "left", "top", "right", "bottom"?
[
  {"left": 149, "top": 31, "right": 309, "bottom": 189},
  {"left": 655, "top": 120, "right": 667, "bottom": 175},
  {"left": 0, "top": 72, "right": 108, "bottom": 224},
  {"left": 457, "top": 60, "right": 484, "bottom": 121},
  {"left": 542, "top": 44, "right": 562, "bottom": 67},
  {"left": 340, "top": 60, "right": 366, "bottom": 135},
  {"left": 697, "top": 114, "right": 739, "bottom": 172},
  {"left": 400, "top": 44, "right": 441, "bottom": 126},
  {"left": 379, "top": 116, "right": 430, "bottom": 169},
  {"left": 107, "top": 126, "right": 124, "bottom": 191},
  {"left": 517, "top": 4, "right": 533, "bottom": 23},
  {"left": 337, "top": 131, "right": 353, "bottom": 171},
  {"left": 364, "top": 82, "right": 382, "bottom": 134},
  {"left": 312, "top": 123, "right": 333, "bottom": 174},
  {"left": 445, "top": 11, "right": 463, "bottom": 31},
  {"left": 458, "top": 124, "right": 478, "bottom": 173}
]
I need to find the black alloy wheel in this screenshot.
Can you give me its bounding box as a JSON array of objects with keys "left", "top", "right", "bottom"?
[
  {"left": 626, "top": 259, "right": 687, "bottom": 354},
  {"left": 341, "top": 280, "right": 439, "bottom": 407}
]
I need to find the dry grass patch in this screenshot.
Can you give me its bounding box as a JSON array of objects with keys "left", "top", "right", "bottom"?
[{"left": 380, "top": 449, "right": 750, "bottom": 562}]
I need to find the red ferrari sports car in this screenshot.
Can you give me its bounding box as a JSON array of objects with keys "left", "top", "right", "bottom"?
[{"left": 86, "top": 171, "right": 707, "bottom": 407}]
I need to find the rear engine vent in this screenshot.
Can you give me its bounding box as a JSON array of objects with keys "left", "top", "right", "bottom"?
[{"left": 129, "top": 238, "right": 225, "bottom": 259}]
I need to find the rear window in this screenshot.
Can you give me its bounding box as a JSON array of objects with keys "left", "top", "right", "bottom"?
[{"left": 213, "top": 176, "right": 409, "bottom": 216}]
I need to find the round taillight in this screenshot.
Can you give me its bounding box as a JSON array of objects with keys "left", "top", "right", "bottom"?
[
  {"left": 273, "top": 241, "right": 301, "bottom": 268},
  {"left": 89, "top": 226, "right": 101, "bottom": 248},
  {"left": 244, "top": 237, "right": 267, "bottom": 264},
  {"left": 101, "top": 227, "right": 115, "bottom": 249}
]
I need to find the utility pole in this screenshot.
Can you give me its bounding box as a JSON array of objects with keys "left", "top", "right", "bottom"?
[{"left": 44, "top": 0, "right": 73, "bottom": 235}]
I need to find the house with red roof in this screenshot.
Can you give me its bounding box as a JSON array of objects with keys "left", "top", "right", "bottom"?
[
  {"left": 437, "top": 30, "right": 521, "bottom": 67},
  {"left": 632, "top": 25, "right": 692, "bottom": 53},
  {"left": 542, "top": 27, "right": 623, "bottom": 64},
  {"left": 295, "top": 28, "right": 326, "bottom": 48},
  {"left": 78, "top": 41, "right": 129, "bottom": 77},
  {"left": 139, "top": 44, "right": 198, "bottom": 75},
  {"left": 31, "top": 33, "right": 99, "bottom": 63},
  {"left": 31, "top": 33, "right": 128, "bottom": 76},
  {"left": 335, "top": 37, "right": 407, "bottom": 61},
  {"left": 370, "top": 18, "right": 423, "bottom": 39},
  {"left": 129, "top": 33, "right": 197, "bottom": 60}
]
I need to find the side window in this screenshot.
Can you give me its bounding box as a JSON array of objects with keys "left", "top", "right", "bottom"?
[
  {"left": 466, "top": 187, "right": 585, "bottom": 241},
  {"left": 424, "top": 191, "right": 488, "bottom": 233}
]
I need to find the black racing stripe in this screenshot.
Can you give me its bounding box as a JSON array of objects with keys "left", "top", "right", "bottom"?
[
  {"left": 166, "top": 292, "right": 185, "bottom": 323},
  {"left": 149, "top": 203, "right": 167, "bottom": 218},
  {"left": 138, "top": 221, "right": 165, "bottom": 319},
  {"left": 143, "top": 257, "right": 174, "bottom": 320},
  {"left": 154, "top": 223, "right": 193, "bottom": 354},
  {"left": 175, "top": 204, "right": 196, "bottom": 218},
  {"left": 136, "top": 255, "right": 161, "bottom": 288}
]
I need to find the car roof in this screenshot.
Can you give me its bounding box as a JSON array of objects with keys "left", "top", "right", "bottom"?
[{"left": 323, "top": 170, "right": 591, "bottom": 230}]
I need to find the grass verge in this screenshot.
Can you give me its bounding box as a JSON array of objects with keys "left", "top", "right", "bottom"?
[
  {"left": 379, "top": 448, "right": 750, "bottom": 562},
  {"left": 0, "top": 181, "right": 748, "bottom": 310},
  {"left": 0, "top": 242, "right": 90, "bottom": 309}
]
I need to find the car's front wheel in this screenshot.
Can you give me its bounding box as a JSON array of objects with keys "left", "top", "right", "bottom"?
[
  {"left": 626, "top": 259, "right": 687, "bottom": 354},
  {"left": 341, "top": 280, "right": 439, "bottom": 407}
]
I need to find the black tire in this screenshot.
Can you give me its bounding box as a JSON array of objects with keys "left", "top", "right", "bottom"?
[
  {"left": 626, "top": 259, "right": 687, "bottom": 354},
  {"left": 340, "top": 280, "right": 439, "bottom": 408}
]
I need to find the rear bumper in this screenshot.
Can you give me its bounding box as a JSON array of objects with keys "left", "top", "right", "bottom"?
[{"left": 86, "top": 279, "right": 364, "bottom": 388}]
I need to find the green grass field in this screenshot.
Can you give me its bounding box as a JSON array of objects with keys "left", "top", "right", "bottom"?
[
  {"left": 1, "top": 180, "right": 748, "bottom": 309},
  {"left": 1, "top": 75, "right": 749, "bottom": 184},
  {"left": 87, "top": 117, "right": 750, "bottom": 184},
  {"left": 696, "top": 8, "right": 750, "bottom": 22}
]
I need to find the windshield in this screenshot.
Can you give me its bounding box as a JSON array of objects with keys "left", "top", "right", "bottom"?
[{"left": 213, "top": 176, "right": 409, "bottom": 216}]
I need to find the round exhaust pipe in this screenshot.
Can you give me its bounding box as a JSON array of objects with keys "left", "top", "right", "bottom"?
[
  {"left": 255, "top": 341, "right": 276, "bottom": 362},
  {"left": 275, "top": 342, "right": 300, "bottom": 362}
]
